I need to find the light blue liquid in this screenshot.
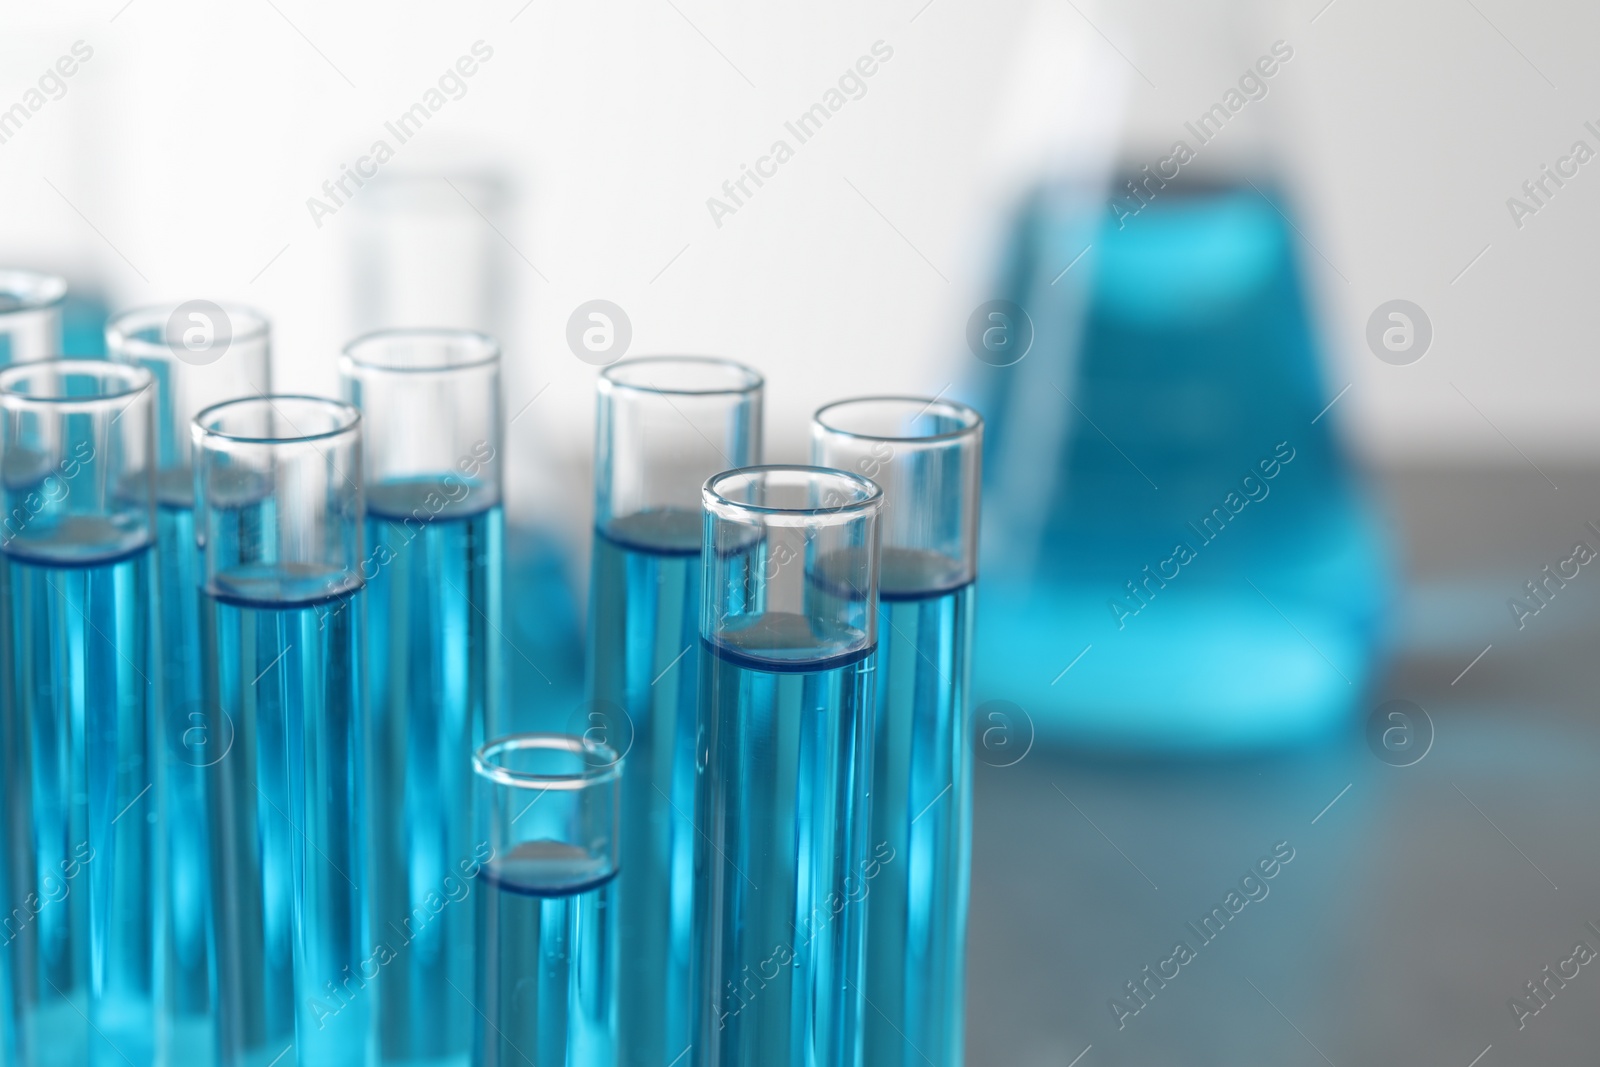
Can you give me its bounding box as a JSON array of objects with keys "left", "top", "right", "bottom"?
[
  {"left": 587, "top": 510, "right": 699, "bottom": 1067},
  {"left": 0, "top": 558, "right": 21, "bottom": 1067},
  {"left": 365, "top": 481, "right": 503, "bottom": 1067},
  {"left": 503, "top": 526, "right": 584, "bottom": 734},
  {"left": 472, "top": 842, "right": 616, "bottom": 1067},
  {"left": 5, "top": 539, "right": 158, "bottom": 1067},
  {"left": 203, "top": 571, "right": 371, "bottom": 1067},
  {"left": 695, "top": 617, "right": 874, "bottom": 1067},
  {"left": 157, "top": 499, "right": 220, "bottom": 1065},
  {"left": 973, "top": 180, "right": 1390, "bottom": 751},
  {"left": 863, "top": 550, "right": 972, "bottom": 1067}
]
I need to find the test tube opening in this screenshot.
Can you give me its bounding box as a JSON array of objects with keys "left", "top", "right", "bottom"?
[
  {"left": 596, "top": 356, "right": 763, "bottom": 553},
  {"left": 474, "top": 733, "right": 621, "bottom": 894},
  {"left": 192, "top": 394, "right": 363, "bottom": 606},
  {"left": 812, "top": 396, "right": 983, "bottom": 597},
  {"left": 0, "top": 358, "right": 154, "bottom": 564},
  {"left": 701, "top": 465, "right": 882, "bottom": 670},
  {"left": 0, "top": 270, "right": 68, "bottom": 366},
  {"left": 107, "top": 303, "right": 273, "bottom": 505},
  {"left": 0, "top": 270, "right": 68, "bottom": 315},
  {"left": 342, "top": 327, "right": 502, "bottom": 520}
]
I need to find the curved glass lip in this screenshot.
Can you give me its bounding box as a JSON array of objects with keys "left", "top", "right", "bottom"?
[
  {"left": 474, "top": 733, "right": 622, "bottom": 791},
  {"left": 105, "top": 303, "right": 271, "bottom": 360},
  {"left": 813, "top": 395, "right": 983, "bottom": 444},
  {"left": 341, "top": 327, "right": 501, "bottom": 374},
  {"left": 0, "top": 359, "right": 151, "bottom": 412},
  {"left": 601, "top": 355, "right": 763, "bottom": 398},
  {"left": 0, "top": 270, "right": 68, "bottom": 313},
  {"left": 194, "top": 395, "right": 361, "bottom": 445},
  {"left": 704, "top": 464, "right": 882, "bottom": 526}
]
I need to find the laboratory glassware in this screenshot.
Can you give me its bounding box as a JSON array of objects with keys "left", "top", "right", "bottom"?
[
  {"left": 970, "top": 2, "right": 1389, "bottom": 752},
  {"left": 341, "top": 328, "right": 503, "bottom": 1067},
  {"left": 107, "top": 302, "right": 271, "bottom": 1065},
  {"left": 194, "top": 396, "right": 372, "bottom": 1067},
  {"left": 347, "top": 173, "right": 584, "bottom": 720},
  {"left": 695, "top": 466, "right": 881, "bottom": 1067},
  {"left": 1, "top": 359, "right": 158, "bottom": 1067},
  {"left": 472, "top": 733, "right": 619, "bottom": 1067},
  {"left": 812, "top": 398, "right": 981, "bottom": 1067},
  {"left": 587, "top": 356, "right": 761, "bottom": 1067},
  {"left": 0, "top": 270, "right": 66, "bottom": 366},
  {"left": 0, "top": 269, "right": 69, "bottom": 1066}
]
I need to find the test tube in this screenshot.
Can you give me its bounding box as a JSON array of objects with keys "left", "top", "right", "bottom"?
[
  {"left": 0, "top": 270, "right": 67, "bottom": 366},
  {"left": 0, "top": 269, "right": 66, "bottom": 1067},
  {"left": 589, "top": 356, "right": 762, "bottom": 1067},
  {"left": 696, "top": 466, "right": 882, "bottom": 1067},
  {"left": 193, "top": 397, "right": 371, "bottom": 1067},
  {"left": 106, "top": 303, "right": 271, "bottom": 1063},
  {"left": 472, "top": 733, "right": 619, "bottom": 1067},
  {"left": 339, "top": 328, "right": 503, "bottom": 1067},
  {"left": 812, "top": 398, "right": 983, "bottom": 1067},
  {"left": 0, "top": 360, "right": 158, "bottom": 1066}
]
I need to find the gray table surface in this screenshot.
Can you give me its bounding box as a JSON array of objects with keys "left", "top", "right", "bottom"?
[{"left": 967, "top": 465, "right": 1600, "bottom": 1065}]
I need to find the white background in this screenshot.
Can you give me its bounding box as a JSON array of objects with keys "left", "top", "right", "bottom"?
[{"left": 1, "top": 0, "right": 1594, "bottom": 533}]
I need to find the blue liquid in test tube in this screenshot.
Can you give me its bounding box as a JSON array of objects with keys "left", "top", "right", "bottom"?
[
  {"left": 0, "top": 269, "right": 68, "bottom": 1067},
  {"left": 1, "top": 359, "right": 159, "bottom": 1067},
  {"left": 472, "top": 734, "right": 619, "bottom": 1067},
  {"left": 195, "top": 397, "right": 372, "bottom": 1067},
  {"left": 813, "top": 398, "right": 983, "bottom": 1067},
  {"left": 587, "top": 356, "right": 762, "bottom": 1067},
  {"left": 107, "top": 302, "right": 272, "bottom": 1065},
  {"left": 342, "top": 329, "right": 505, "bottom": 1067},
  {"left": 695, "top": 467, "right": 882, "bottom": 1067}
]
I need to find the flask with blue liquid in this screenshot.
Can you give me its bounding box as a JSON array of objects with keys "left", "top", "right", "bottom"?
[{"left": 970, "top": 10, "right": 1391, "bottom": 752}]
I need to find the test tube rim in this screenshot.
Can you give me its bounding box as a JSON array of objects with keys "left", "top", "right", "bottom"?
[
  {"left": 474, "top": 733, "right": 622, "bottom": 792},
  {"left": 0, "top": 358, "right": 152, "bottom": 413},
  {"left": 600, "top": 355, "right": 763, "bottom": 398},
  {"left": 0, "top": 269, "right": 68, "bottom": 314},
  {"left": 813, "top": 395, "right": 983, "bottom": 445},
  {"left": 340, "top": 327, "right": 501, "bottom": 374},
  {"left": 105, "top": 302, "right": 271, "bottom": 361},
  {"left": 193, "top": 394, "right": 361, "bottom": 446},
  {"left": 703, "top": 464, "right": 882, "bottom": 527}
]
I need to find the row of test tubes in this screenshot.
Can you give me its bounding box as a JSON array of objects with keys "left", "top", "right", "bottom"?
[{"left": 0, "top": 271, "right": 981, "bottom": 1067}]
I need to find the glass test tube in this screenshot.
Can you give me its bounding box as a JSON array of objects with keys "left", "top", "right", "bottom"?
[
  {"left": 0, "top": 270, "right": 67, "bottom": 1067},
  {"left": 106, "top": 303, "right": 271, "bottom": 1065},
  {"left": 0, "top": 270, "right": 67, "bottom": 366},
  {"left": 340, "top": 329, "right": 504, "bottom": 1067},
  {"left": 812, "top": 398, "right": 982, "bottom": 1067},
  {"left": 472, "top": 733, "right": 619, "bottom": 1067},
  {"left": 0, "top": 360, "right": 158, "bottom": 1067},
  {"left": 695, "top": 467, "right": 882, "bottom": 1067},
  {"left": 193, "top": 397, "right": 371, "bottom": 1067},
  {"left": 588, "top": 356, "right": 762, "bottom": 1067}
]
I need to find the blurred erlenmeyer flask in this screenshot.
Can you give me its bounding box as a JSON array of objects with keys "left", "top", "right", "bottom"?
[{"left": 971, "top": 0, "right": 1391, "bottom": 753}]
